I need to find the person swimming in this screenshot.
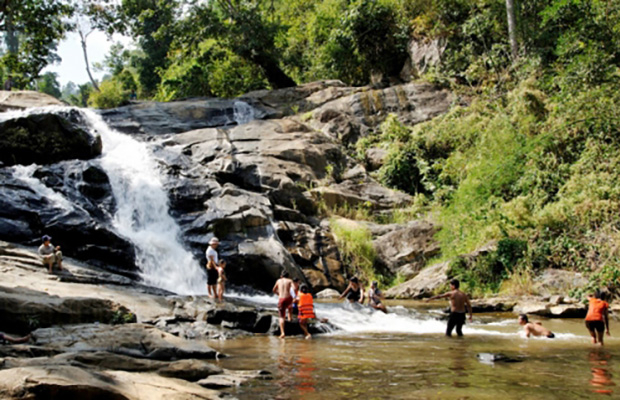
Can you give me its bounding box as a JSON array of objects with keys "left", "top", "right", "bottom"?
[
  {"left": 518, "top": 314, "right": 555, "bottom": 338},
  {"left": 339, "top": 277, "right": 364, "bottom": 304}
]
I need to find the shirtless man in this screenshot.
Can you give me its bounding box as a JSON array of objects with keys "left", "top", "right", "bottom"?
[
  {"left": 273, "top": 271, "right": 294, "bottom": 339},
  {"left": 427, "top": 279, "right": 473, "bottom": 337},
  {"left": 518, "top": 314, "right": 555, "bottom": 338}
]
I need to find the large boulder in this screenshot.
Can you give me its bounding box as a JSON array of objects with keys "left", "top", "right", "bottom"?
[
  {"left": 0, "top": 366, "right": 223, "bottom": 400},
  {"left": 373, "top": 220, "right": 439, "bottom": 278},
  {"left": 0, "top": 110, "right": 102, "bottom": 166},
  {"left": 385, "top": 261, "right": 450, "bottom": 299},
  {"left": 33, "top": 323, "right": 220, "bottom": 361},
  {"left": 0, "top": 90, "right": 64, "bottom": 111},
  {"left": 0, "top": 286, "right": 134, "bottom": 334}
]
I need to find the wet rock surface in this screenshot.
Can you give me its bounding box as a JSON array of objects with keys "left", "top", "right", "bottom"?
[
  {"left": 0, "top": 110, "right": 102, "bottom": 166},
  {"left": 0, "top": 80, "right": 454, "bottom": 293},
  {"left": 0, "top": 243, "right": 297, "bottom": 400}
]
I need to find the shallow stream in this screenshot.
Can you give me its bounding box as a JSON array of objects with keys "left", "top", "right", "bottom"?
[{"left": 208, "top": 300, "right": 618, "bottom": 399}]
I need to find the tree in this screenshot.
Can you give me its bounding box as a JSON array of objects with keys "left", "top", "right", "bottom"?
[
  {"left": 36, "top": 72, "right": 62, "bottom": 98},
  {"left": 505, "top": 0, "right": 518, "bottom": 60},
  {"left": 213, "top": 0, "right": 296, "bottom": 88},
  {"left": 0, "top": 0, "right": 73, "bottom": 86}
]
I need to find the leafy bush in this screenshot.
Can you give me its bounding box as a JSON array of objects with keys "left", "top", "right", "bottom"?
[
  {"left": 330, "top": 217, "right": 380, "bottom": 285},
  {"left": 88, "top": 78, "right": 129, "bottom": 109}
]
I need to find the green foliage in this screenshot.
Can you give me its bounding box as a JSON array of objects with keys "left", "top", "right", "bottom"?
[
  {"left": 36, "top": 72, "right": 62, "bottom": 99},
  {"left": 109, "top": 308, "right": 137, "bottom": 325},
  {"left": 449, "top": 237, "right": 527, "bottom": 296},
  {"left": 88, "top": 78, "right": 129, "bottom": 109},
  {"left": 329, "top": 217, "right": 378, "bottom": 284},
  {"left": 0, "top": 0, "right": 73, "bottom": 86}
]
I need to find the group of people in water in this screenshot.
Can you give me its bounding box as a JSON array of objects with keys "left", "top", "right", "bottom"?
[{"left": 33, "top": 234, "right": 612, "bottom": 345}]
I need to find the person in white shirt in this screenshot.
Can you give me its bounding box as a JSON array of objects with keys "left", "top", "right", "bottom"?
[{"left": 205, "top": 237, "right": 220, "bottom": 298}]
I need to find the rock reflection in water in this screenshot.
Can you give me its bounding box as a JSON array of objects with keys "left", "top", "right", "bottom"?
[{"left": 589, "top": 349, "right": 615, "bottom": 396}]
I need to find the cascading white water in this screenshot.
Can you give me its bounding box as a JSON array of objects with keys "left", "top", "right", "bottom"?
[
  {"left": 233, "top": 100, "right": 255, "bottom": 125},
  {"left": 80, "top": 109, "right": 207, "bottom": 295},
  {"left": 12, "top": 164, "right": 74, "bottom": 212}
]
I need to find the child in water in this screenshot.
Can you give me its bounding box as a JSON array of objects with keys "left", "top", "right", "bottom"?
[
  {"left": 296, "top": 284, "right": 328, "bottom": 339},
  {"left": 585, "top": 290, "right": 611, "bottom": 345},
  {"left": 217, "top": 260, "right": 227, "bottom": 301}
]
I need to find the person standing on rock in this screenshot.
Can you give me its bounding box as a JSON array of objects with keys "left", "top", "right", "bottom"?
[
  {"left": 273, "top": 271, "right": 294, "bottom": 339},
  {"left": 205, "top": 237, "right": 220, "bottom": 298},
  {"left": 426, "top": 279, "right": 473, "bottom": 337},
  {"left": 38, "top": 235, "right": 62, "bottom": 274},
  {"left": 585, "top": 290, "right": 610, "bottom": 346}
]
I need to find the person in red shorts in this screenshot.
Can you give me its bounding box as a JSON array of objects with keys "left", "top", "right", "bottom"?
[
  {"left": 273, "top": 271, "right": 294, "bottom": 339},
  {"left": 585, "top": 289, "right": 611, "bottom": 346}
]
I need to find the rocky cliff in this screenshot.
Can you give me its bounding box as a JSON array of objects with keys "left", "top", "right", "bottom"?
[{"left": 0, "top": 81, "right": 453, "bottom": 294}]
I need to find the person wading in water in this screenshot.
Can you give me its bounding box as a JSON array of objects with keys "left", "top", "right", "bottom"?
[
  {"left": 273, "top": 271, "right": 294, "bottom": 339},
  {"left": 427, "top": 279, "right": 473, "bottom": 337}
]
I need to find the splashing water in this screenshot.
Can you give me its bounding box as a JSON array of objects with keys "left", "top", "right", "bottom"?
[{"left": 80, "top": 109, "right": 207, "bottom": 295}]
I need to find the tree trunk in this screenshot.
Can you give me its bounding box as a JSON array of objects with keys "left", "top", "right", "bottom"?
[
  {"left": 505, "top": 0, "right": 518, "bottom": 61},
  {"left": 4, "top": 1, "right": 19, "bottom": 55},
  {"left": 79, "top": 29, "right": 100, "bottom": 91},
  {"left": 251, "top": 53, "right": 296, "bottom": 89}
]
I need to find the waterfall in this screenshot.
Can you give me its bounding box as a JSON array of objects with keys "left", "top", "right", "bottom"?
[
  {"left": 80, "top": 109, "right": 207, "bottom": 295},
  {"left": 233, "top": 100, "right": 255, "bottom": 125}
]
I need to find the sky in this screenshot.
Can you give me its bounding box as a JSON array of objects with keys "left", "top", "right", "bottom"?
[{"left": 43, "top": 30, "right": 132, "bottom": 88}]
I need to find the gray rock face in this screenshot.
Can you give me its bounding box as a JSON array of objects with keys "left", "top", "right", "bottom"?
[
  {"left": 0, "top": 110, "right": 102, "bottom": 166},
  {"left": 385, "top": 261, "right": 451, "bottom": 299},
  {"left": 0, "top": 285, "right": 134, "bottom": 334},
  {"left": 373, "top": 220, "right": 440, "bottom": 278},
  {"left": 0, "top": 90, "right": 64, "bottom": 111},
  {"left": 33, "top": 323, "right": 220, "bottom": 360},
  {"left": 0, "top": 80, "right": 454, "bottom": 294},
  {"left": 400, "top": 38, "right": 447, "bottom": 80}
]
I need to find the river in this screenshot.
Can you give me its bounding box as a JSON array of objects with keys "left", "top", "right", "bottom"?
[{"left": 207, "top": 300, "right": 618, "bottom": 399}]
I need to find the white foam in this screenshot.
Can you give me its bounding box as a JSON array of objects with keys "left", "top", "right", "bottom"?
[
  {"left": 80, "top": 109, "right": 207, "bottom": 295},
  {"left": 12, "top": 164, "right": 74, "bottom": 211}
]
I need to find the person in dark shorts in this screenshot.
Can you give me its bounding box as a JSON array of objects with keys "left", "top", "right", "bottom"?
[
  {"left": 585, "top": 290, "right": 610, "bottom": 345},
  {"left": 518, "top": 314, "right": 555, "bottom": 338},
  {"left": 339, "top": 276, "right": 364, "bottom": 304},
  {"left": 273, "top": 271, "right": 294, "bottom": 339},
  {"left": 427, "top": 279, "right": 473, "bottom": 337}
]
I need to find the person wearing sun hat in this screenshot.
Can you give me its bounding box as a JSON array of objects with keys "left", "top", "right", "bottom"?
[{"left": 38, "top": 235, "right": 63, "bottom": 274}]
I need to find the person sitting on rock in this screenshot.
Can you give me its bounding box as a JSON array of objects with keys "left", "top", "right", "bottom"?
[
  {"left": 217, "top": 259, "right": 227, "bottom": 301},
  {"left": 518, "top": 314, "right": 555, "bottom": 338},
  {"left": 0, "top": 332, "right": 31, "bottom": 344},
  {"left": 38, "top": 235, "right": 62, "bottom": 274},
  {"left": 339, "top": 276, "right": 364, "bottom": 304},
  {"left": 296, "top": 284, "right": 328, "bottom": 340},
  {"left": 368, "top": 281, "right": 388, "bottom": 313},
  {"left": 287, "top": 277, "right": 301, "bottom": 322}
]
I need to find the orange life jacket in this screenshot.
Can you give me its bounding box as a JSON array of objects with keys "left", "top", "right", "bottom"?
[{"left": 298, "top": 293, "right": 316, "bottom": 319}]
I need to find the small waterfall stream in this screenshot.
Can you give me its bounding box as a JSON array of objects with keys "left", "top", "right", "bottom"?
[{"left": 81, "top": 109, "right": 207, "bottom": 295}]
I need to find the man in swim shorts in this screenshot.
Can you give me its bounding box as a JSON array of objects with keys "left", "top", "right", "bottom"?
[
  {"left": 427, "top": 279, "right": 473, "bottom": 337},
  {"left": 273, "top": 270, "right": 294, "bottom": 339},
  {"left": 518, "top": 314, "right": 555, "bottom": 338}
]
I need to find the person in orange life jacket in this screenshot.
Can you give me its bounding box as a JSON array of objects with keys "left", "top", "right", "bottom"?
[
  {"left": 585, "top": 289, "right": 611, "bottom": 346},
  {"left": 296, "top": 284, "right": 328, "bottom": 340}
]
